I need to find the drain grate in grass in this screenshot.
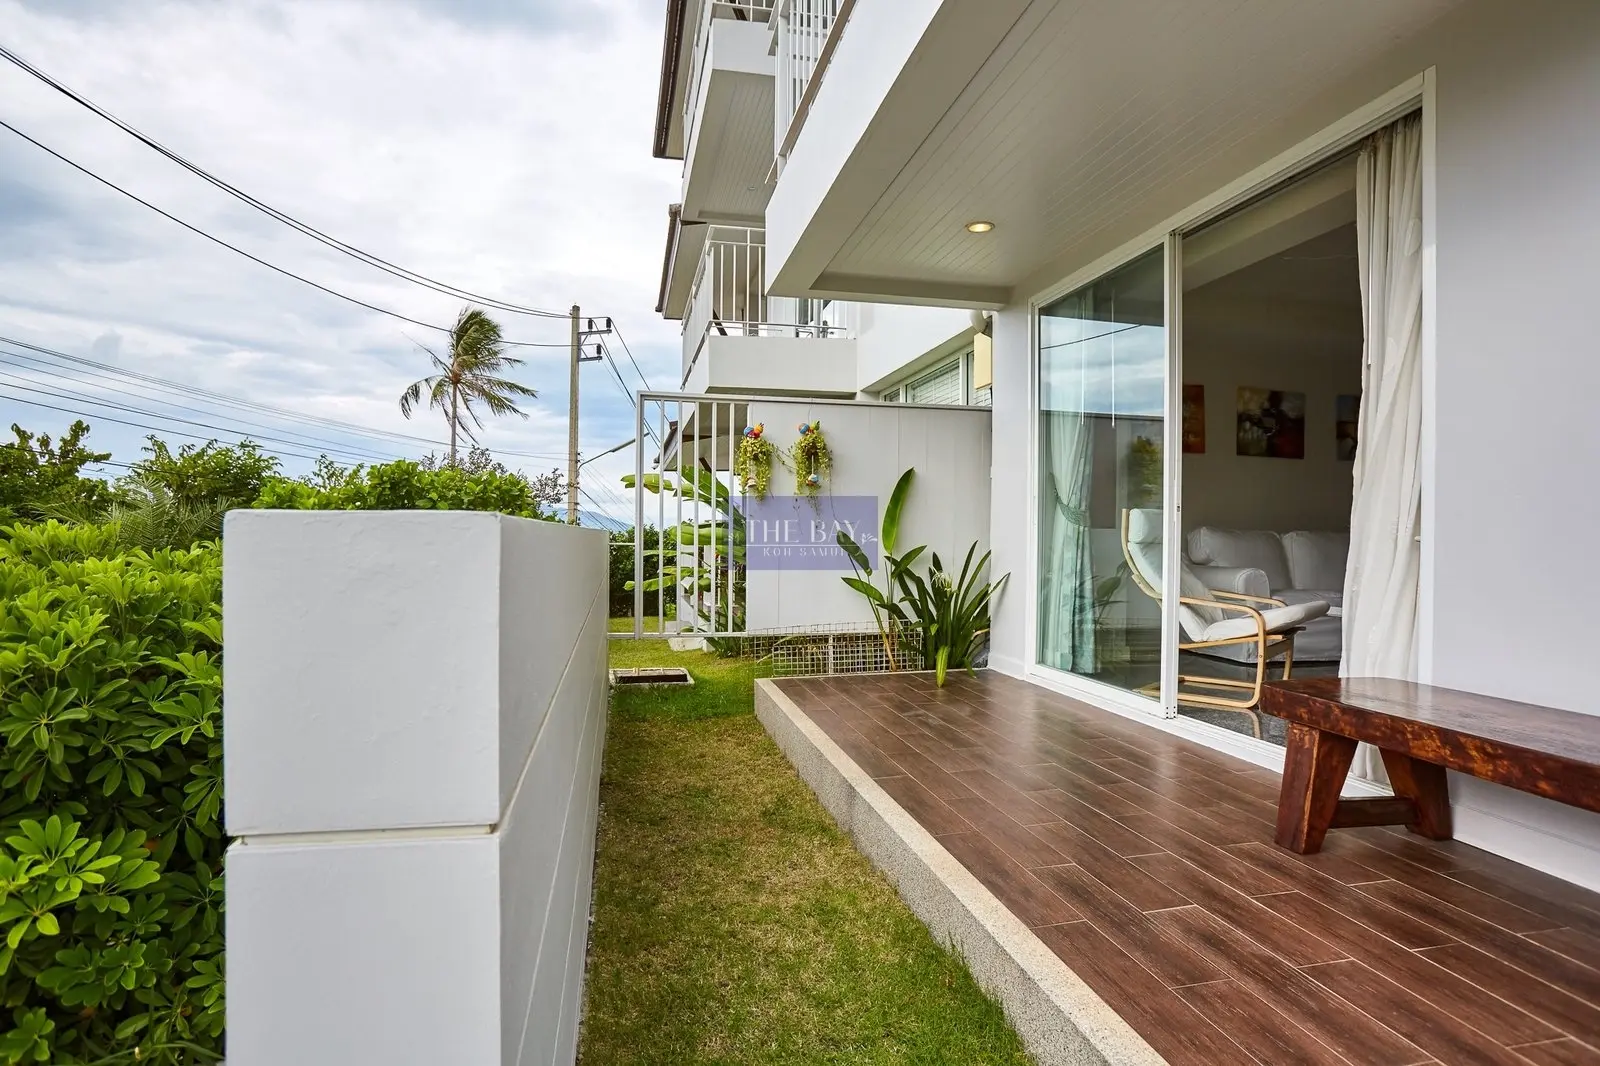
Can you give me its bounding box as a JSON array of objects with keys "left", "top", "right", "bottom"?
[{"left": 609, "top": 666, "right": 694, "bottom": 687}]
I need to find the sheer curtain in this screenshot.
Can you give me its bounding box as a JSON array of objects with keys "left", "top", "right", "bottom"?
[
  {"left": 1343, "top": 113, "right": 1425, "bottom": 784},
  {"left": 1040, "top": 410, "right": 1096, "bottom": 672}
]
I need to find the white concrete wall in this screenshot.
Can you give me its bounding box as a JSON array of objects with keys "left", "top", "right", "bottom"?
[
  {"left": 1421, "top": 0, "right": 1600, "bottom": 891},
  {"left": 691, "top": 333, "right": 858, "bottom": 396},
  {"left": 225, "top": 511, "right": 610, "bottom": 1065},
  {"left": 853, "top": 302, "right": 975, "bottom": 394},
  {"left": 744, "top": 400, "right": 992, "bottom": 631},
  {"left": 979, "top": 0, "right": 1600, "bottom": 888}
]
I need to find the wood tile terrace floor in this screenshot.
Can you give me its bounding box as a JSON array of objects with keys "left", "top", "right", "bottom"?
[{"left": 769, "top": 671, "right": 1600, "bottom": 1066}]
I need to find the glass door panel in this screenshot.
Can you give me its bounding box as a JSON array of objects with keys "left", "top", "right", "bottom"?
[{"left": 1037, "top": 248, "right": 1167, "bottom": 698}]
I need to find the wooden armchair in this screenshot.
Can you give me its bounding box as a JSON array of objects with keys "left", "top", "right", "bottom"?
[{"left": 1119, "top": 509, "right": 1329, "bottom": 738}]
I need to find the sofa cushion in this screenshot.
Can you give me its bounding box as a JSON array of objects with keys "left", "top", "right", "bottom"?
[
  {"left": 1186, "top": 527, "right": 1292, "bottom": 590},
  {"left": 1283, "top": 531, "right": 1349, "bottom": 593}
]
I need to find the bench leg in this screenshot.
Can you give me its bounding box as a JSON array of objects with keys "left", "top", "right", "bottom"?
[
  {"left": 1380, "top": 749, "right": 1453, "bottom": 841},
  {"left": 1275, "top": 723, "right": 1357, "bottom": 854}
]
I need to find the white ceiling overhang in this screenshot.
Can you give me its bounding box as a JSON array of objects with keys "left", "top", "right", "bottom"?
[{"left": 766, "top": 0, "right": 1461, "bottom": 307}]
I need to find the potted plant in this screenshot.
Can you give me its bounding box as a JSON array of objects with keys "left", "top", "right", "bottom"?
[
  {"left": 733, "top": 422, "right": 775, "bottom": 499},
  {"left": 789, "top": 421, "right": 831, "bottom": 497}
]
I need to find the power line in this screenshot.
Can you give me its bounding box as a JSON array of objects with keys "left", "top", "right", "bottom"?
[
  {"left": 0, "top": 375, "right": 408, "bottom": 463},
  {"left": 0, "top": 336, "right": 442, "bottom": 449},
  {"left": 0, "top": 44, "right": 571, "bottom": 323},
  {"left": 609, "top": 322, "right": 655, "bottom": 393},
  {"left": 0, "top": 336, "right": 568, "bottom": 461},
  {"left": 0, "top": 390, "right": 341, "bottom": 464},
  {"left": 0, "top": 117, "right": 570, "bottom": 347},
  {"left": 0, "top": 357, "right": 406, "bottom": 463},
  {"left": 597, "top": 342, "right": 661, "bottom": 449}
]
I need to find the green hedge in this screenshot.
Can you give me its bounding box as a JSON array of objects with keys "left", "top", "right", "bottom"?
[
  {"left": 0, "top": 522, "right": 223, "bottom": 1065},
  {"left": 255, "top": 459, "right": 552, "bottom": 517}
]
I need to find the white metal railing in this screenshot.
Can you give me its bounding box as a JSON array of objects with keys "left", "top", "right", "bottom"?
[
  {"left": 683, "top": 0, "right": 777, "bottom": 155},
  {"left": 681, "top": 225, "right": 845, "bottom": 385},
  {"left": 773, "top": 0, "right": 850, "bottom": 165},
  {"left": 632, "top": 393, "right": 749, "bottom": 638}
]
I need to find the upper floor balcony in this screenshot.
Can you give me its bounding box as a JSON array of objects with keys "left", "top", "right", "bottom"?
[
  {"left": 655, "top": 0, "right": 776, "bottom": 226},
  {"left": 676, "top": 225, "right": 856, "bottom": 397},
  {"left": 772, "top": 0, "right": 848, "bottom": 172}
]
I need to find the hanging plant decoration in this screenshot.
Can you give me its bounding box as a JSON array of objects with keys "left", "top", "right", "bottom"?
[
  {"left": 790, "top": 420, "right": 832, "bottom": 498},
  {"left": 733, "top": 422, "right": 776, "bottom": 500}
]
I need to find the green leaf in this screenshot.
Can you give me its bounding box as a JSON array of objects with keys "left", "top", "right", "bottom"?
[{"left": 881, "top": 467, "right": 915, "bottom": 557}]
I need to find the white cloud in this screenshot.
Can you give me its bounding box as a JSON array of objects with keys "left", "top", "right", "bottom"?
[{"left": 0, "top": 0, "right": 680, "bottom": 514}]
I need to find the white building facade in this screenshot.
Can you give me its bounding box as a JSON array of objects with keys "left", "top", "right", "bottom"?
[{"left": 650, "top": 0, "right": 1600, "bottom": 889}]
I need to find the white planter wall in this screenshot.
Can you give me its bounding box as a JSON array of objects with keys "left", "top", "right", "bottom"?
[
  {"left": 224, "top": 511, "right": 609, "bottom": 1066},
  {"left": 743, "top": 400, "right": 992, "bottom": 632}
]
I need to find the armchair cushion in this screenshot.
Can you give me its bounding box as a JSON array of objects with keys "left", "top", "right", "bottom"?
[
  {"left": 1189, "top": 564, "right": 1271, "bottom": 600},
  {"left": 1282, "top": 531, "right": 1349, "bottom": 592},
  {"left": 1197, "top": 599, "right": 1329, "bottom": 643},
  {"left": 1186, "top": 527, "right": 1293, "bottom": 590}
]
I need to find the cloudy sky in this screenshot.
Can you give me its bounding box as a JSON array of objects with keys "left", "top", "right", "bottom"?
[{"left": 0, "top": 0, "right": 680, "bottom": 518}]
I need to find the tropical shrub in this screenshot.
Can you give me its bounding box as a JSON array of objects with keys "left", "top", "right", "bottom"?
[
  {"left": 609, "top": 528, "right": 666, "bottom": 618},
  {"left": 0, "top": 521, "right": 224, "bottom": 1065},
  {"left": 838, "top": 468, "right": 1008, "bottom": 685},
  {"left": 129, "top": 438, "right": 278, "bottom": 513},
  {"left": 0, "top": 422, "right": 114, "bottom": 525},
  {"left": 255, "top": 458, "right": 554, "bottom": 518},
  {"left": 896, "top": 545, "right": 1008, "bottom": 686}
]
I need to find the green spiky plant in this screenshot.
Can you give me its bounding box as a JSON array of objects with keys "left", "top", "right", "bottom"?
[
  {"left": 895, "top": 544, "right": 1008, "bottom": 686},
  {"left": 837, "top": 467, "right": 1008, "bottom": 685}
]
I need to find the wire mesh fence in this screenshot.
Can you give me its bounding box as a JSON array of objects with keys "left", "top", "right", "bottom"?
[{"left": 713, "top": 623, "right": 926, "bottom": 678}]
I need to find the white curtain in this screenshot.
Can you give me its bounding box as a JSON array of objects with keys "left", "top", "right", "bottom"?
[
  {"left": 1343, "top": 113, "right": 1425, "bottom": 784},
  {"left": 1040, "top": 410, "right": 1096, "bottom": 672}
]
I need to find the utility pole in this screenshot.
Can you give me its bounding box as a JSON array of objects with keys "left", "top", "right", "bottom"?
[
  {"left": 566, "top": 305, "right": 581, "bottom": 525},
  {"left": 565, "top": 310, "right": 615, "bottom": 526}
]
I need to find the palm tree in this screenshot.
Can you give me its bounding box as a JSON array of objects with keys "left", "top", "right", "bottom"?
[{"left": 400, "top": 307, "right": 539, "bottom": 464}]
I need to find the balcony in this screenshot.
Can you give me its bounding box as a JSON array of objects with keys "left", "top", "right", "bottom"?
[
  {"left": 772, "top": 0, "right": 848, "bottom": 168},
  {"left": 678, "top": 1, "right": 775, "bottom": 224},
  {"left": 679, "top": 225, "right": 856, "bottom": 397}
]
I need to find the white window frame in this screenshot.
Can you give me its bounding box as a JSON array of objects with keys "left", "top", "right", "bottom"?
[{"left": 1020, "top": 71, "right": 1435, "bottom": 773}]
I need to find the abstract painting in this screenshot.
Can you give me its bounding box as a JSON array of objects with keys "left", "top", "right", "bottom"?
[
  {"left": 1236, "top": 387, "right": 1306, "bottom": 459},
  {"left": 1182, "top": 384, "right": 1205, "bottom": 453}
]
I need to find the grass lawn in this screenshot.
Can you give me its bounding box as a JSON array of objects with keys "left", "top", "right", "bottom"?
[{"left": 580, "top": 623, "right": 1033, "bottom": 1065}]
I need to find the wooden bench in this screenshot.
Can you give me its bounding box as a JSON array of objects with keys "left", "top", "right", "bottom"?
[{"left": 1260, "top": 677, "right": 1600, "bottom": 854}]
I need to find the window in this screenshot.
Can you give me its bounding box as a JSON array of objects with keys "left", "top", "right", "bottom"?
[
  {"left": 904, "top": 358, "right": 963, "bottom": 405},
  {"left": 880, "top": 344, "right": 992, "bottom": 406},
  {"left": 1036, "top": 247, "right": 1166, "bottom": 697}
]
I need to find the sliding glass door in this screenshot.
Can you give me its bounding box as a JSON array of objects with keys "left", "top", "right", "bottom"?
[{"left": 1036, "top": 248, "right": 1167, "bottom": 699}]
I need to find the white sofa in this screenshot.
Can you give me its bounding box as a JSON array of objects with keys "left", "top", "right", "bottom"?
[{"left": 1185, "top": 527, "right": 1349, "bottom": 662}]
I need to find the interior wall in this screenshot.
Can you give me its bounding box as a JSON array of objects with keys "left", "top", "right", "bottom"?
[{"left": 1180, "top": 295, "right": 1361, "bottom": 535}]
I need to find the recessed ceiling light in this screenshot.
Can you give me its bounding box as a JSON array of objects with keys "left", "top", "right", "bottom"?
[{"left": 965, "top": 220, "right": 995, "bottom": 233}]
